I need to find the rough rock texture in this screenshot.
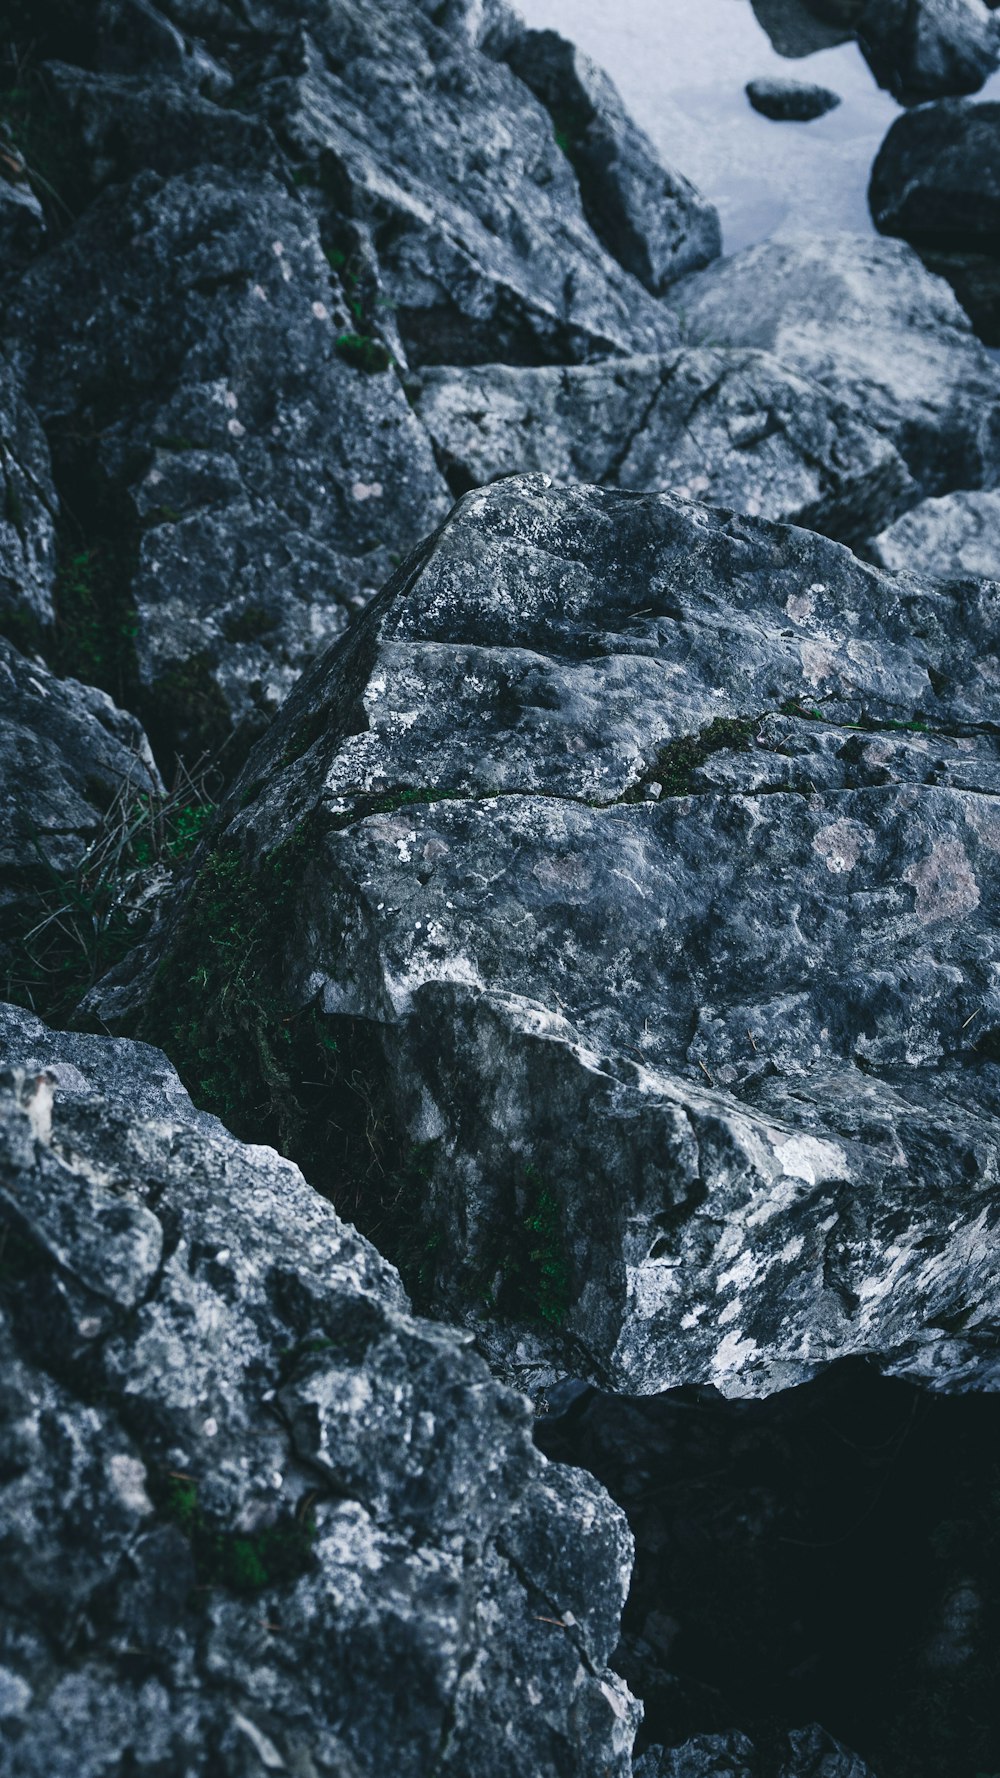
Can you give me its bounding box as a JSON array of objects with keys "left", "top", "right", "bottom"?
[
  {"left": 0, "top": 0, "right": 695, "bottom": 764},
  {"left": 0, "top": 355, "right": 58, "bottom": 641},
  {"left": 804, "top": 0, "right": 1000, "bottom": 102},
  {"left": 0, "top": 1003, "right": 638, "bottom": 1777},
  {"left": 870, "top": 488, "right": 1000, "bottom": 580},
  {"left": 4, "top": 169, "right": 452, "bottom": 764},
  {"left": 636, "top": 1728, "right": 874, "bottom": 1777},
  {"left": 745, "top": 78, "right": 842, "bottom": 121},
  {"left": 95, "top": 477, "right": 1000, "bottom": 1402},
  {"left": 670, "top": 233, "right": 1000, "bottom": 497},
  {"left": 502, "top": 29, "right": 721, "bottom": 293},
  {"left": 870, "top": 99, "right": 1000, "bottom": 344},
  {"left": 410, "top": 350, "right": 914, "bottom": 544},
  {"left": 0, "top": 638, "right": 161, "bottom": 996}
]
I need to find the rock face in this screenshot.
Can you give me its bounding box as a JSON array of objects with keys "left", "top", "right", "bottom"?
[
  {"left": 745, "top": 78, "right": 842, "bottom": 121},
  {"left": 803, "top": 0, "right": 999, "bottom": 103},
  {"left": 0, "top": 357, "right": 58, "bottom": 642},
  {"left": 870, "top": 488, "right": 1000, "bottom": 580},
  {"left": 96, "top": 476, "right": 1000, "bottom": 1402},
  {"left": 0, "top": 637, "right": 162, "bottom": 1011},
  {"left": 502, "top": 29, "right": 722, "bottom": 293},
  {"left": 0, "top": 1002, "right": 638, "bottom": 1777},
  {"left": 410, "top": 349, "right": 914, "bottom": 544},
  {"left": 0, "top": 0, "right": 695, "bottom": 765},
  {"left": 870, "top": 99, "right": 1000, "bottom": 344},
  {"left": 670, "top": 233, "right": 1000, "bottom": 497}
]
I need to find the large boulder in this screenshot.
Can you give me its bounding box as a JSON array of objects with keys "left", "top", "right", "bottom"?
[
  {"left": 869, "top": 99, "right": 1000, "bottom": 345},
  {"left": 95, "top": 477, "right": 1000, "bottom": 1402},
  {"left": 0, "top": 637, "right": 162, "bottom": 1018},
  {"left": 670, "top": 234, "right": 1000, "bottom": 497},
  {"left": 870, "top": 488, "right": 1000, "bottom": 580},
  {"left": 5, "top": 169, "right": 452, "bottom": 764},
  {"left": 410, "top": 349, "right": 915, "bottom": 544},
  {"left": 803, "top": 0, "right": 999, "bottom": 103},
  {"left": 501, "top": 28, "right": 721, "bottom": 294},
  {"left": 0, "top": 1002, "right": 638, "bottom": 1777}
]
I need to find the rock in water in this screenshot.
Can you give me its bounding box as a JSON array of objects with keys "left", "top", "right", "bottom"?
[
  {"left": 670, "top": 233, "right": 1000, "bottom": 497},
  {"left": 746, "top": 77, "right": 842, "bottom": 121},
  {"left": 410, "top": 348, "right": 914, "bottom": 544},
  {"left": 0, "top": 638, "right": 163, "bottom": 1017},
  {"left": 804, "top": 0, "right": 999, "bottom": 103},
  {"left": 870, "top": 99, "right": 1000, "bottom": 345},
  {"left": 97, "top": 476, "right": 1000, "bottom": 1402},
  {"left": 503, "top": 28, "right": 721, "bottom": 292},
  {"left": 0, "top": 1002, "right": 638, "bottom": 1777},
  {"left": 870, "top": 488, "right": 1000, "bottom": 581}
]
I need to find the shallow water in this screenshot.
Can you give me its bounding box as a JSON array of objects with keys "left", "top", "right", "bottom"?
[{"left": 513, "top": 0, "right": 994, "bottom": 255}]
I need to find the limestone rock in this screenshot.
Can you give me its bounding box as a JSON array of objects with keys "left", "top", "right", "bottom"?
[
  {"left": 869, "top": 99, "right": 1000, "bottom": 344},
  {"left": 805, "top": 0, "right": 999, "bottom": 103},
  {"left": 99, "top": 478, "right": 1000, "bottom": 1402},
  {"left": 670, "top": 234, "right": 1000, "bottom": 497},
  {"left": 745, "top": 78, "right": 842, "bottom": 121},
  {"left": 0, "top": 1002, "right": 638, "bottom": 1777},
  {"left": 410, "top": 349, "right": 914, "bottom": 544},
  {"left": 503, "top": 28, "right": 721, "bottom": 293},
  {"left": 5, "top": 169, "right": 452, "bottom": 763},
  {"left": 0, "top": 355, "right": 58, "bottom": 642},
  {"left": 0, "top": 638, "right": 161, "bottom": 1007},
  {"left": 870, "top": 488, "right": 1000, "bottom": 580}
]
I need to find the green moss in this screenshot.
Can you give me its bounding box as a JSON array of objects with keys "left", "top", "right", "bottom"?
[
  {"left": 522, "top": 1167, "right": 572, "bottom": 1325},
  {"left": 625, "top": 715, "right": 758, "bottom": 802},
  {"left": 334, "top": 332, "right": 393, "bottom": 375},
  {"left": 51, "top": 536, "right": 140, "bottom": 711},
  {"left": 158, "top": 1473, "right": 316, "bottom": 1595}
]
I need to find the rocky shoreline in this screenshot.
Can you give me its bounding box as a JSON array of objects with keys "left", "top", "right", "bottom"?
[{"left": 2, "top": 2, "right": 1000, "bottom": 1774}]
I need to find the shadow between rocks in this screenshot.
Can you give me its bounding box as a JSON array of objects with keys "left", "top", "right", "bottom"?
[{"left": 535, "top": 1358, "right": 1000, "bottom": 1777}]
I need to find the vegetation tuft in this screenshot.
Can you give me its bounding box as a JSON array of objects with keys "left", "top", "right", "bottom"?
[{"left": 157, "top": 1473, "right": 317, "bottom": 1596}]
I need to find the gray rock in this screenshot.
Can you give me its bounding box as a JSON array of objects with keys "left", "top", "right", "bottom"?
[
  {"left": 746, "top": 77, "right": 842, "bottom": 121},
  {"left": 256, "top": 2, "right": 681, "bottom": 367},
  {"left": 870, "top": 488, "right": 1000, "bottom": 580},
  {"left": 410, "top": 349, "right": 914, "bottom": 544},
  {"left": 869, "top": 99, "right": 1000, "bottom": 344},
  {"left": 749, "top": 0, "right": 853, "bottom": 57},
  {"left": 805, "top": 0, "right": 999, "bottom": 103},
  {"left": 636, "top": 1725, "right": 875, "bottom": 1776},
  {"left": 99, "top": 477, "right": 1000, "bottom": 1402},
  {"left": 502, "top": 28, "right": 721, "bottom": 293},
  {"left": 0, "top": 1004, "right": 638, "bottom": 1777},
  {"left": 670, "top": 233, "right": 1000, "bottom": 497},
  {"left": 0, "top": 355, "right": 58, "bottom": 642},
  {"left": 0, "top": 637, "right": 162, "bottom": 1014},
  {"left": 6, "top": 168, "right": 451, "bottom": 762}
]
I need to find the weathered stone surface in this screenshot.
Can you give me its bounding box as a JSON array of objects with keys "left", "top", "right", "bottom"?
[
  {"left": 870, "top": 488, "right": 1000, "bottom": 580},
  {"left": 636, "top": 1727, "right": 874, "bottom": 1777},
  {"left": 5, "top": 168, "right": 451, "bottom": 762},
  {"left": 253, "top": 1, "right": 681, "bottom": 368},
  {"left": 670, "top": 234, "right": 1000, "bottom": 497},
  {"left": 805, "top": 0, "right": 999, "bottom": 103},
  {"left": 97, "top": 477, "right": 1000, "bottom": 1403},
  {"left": 410, "top": 349, "right": 914, "bottom": 543},
  {"left": 502, "top": 28, "right": 721, "bottom": 293},
  {"left": 0, "top": 639, "right": 161, "bottom": 982},
  {"left": 870, "top": 99, "right": 1000, "bottom": 344},
  {"left": 745, "top": 78, "right": 842, "bottom": 121},
  {"left": 749, "top": 0, "right": 852, "bottom": 57},
  {"left": 0, "top": 355, "right": 58, "bottom": 641},
  {"left": 0, "top": 1003, "right": 638, "bottom": 1777}
]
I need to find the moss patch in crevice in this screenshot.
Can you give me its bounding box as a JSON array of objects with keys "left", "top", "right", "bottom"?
[
  {"left": 624, "top": 715, "right": 759, "bottom": 802},
  {"left": 155, "top": 1472, "right": 317, "bottom": 1597}
]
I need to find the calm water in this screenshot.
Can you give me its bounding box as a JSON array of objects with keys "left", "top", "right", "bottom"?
[{"left": 513, "top": 0, "right": 994, "bottom": 254}]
